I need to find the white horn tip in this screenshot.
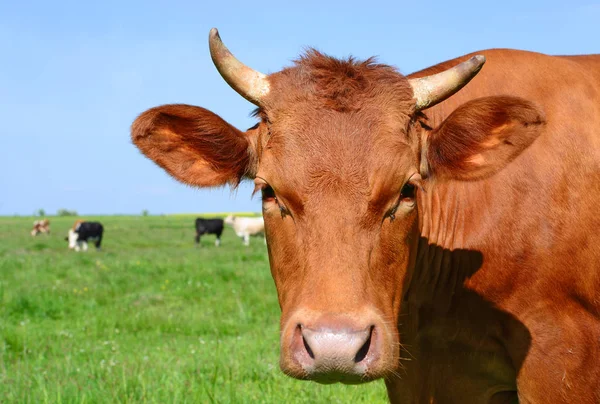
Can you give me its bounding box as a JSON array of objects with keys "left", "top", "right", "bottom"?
[
  {"left": 470, "top": 55, "right": 486, "bottom": 70},
  {"left": 473, "top": 55, "right": 486, "bottom": 63}
]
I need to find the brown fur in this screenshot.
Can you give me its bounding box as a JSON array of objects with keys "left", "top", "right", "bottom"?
[
  {"left": 426, "top": 95, "right": 546, "bottom": 180},
  {"left": 31, "top": 219, "right": 50, "bottom": 236},
  {"left": 271, "top": 49, "right": 414, "bottom": 112},
  {"left": 132, "top": 47, "right": 600, "bottom": 403},
  {"left": 131, "top": 104, "right": 257, "bottom": 187}
]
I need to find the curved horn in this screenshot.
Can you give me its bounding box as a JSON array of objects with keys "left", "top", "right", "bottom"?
[
  {"left": 409, "top": 55, "right": 486, "bottom": 111},
  {"left": 209, "top": 28, "right": 270, "bottom": 105}
]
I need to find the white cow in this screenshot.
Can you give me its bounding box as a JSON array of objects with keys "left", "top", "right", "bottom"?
[{"left": 224, "top": 215, "right": 265, "bottom": 246}]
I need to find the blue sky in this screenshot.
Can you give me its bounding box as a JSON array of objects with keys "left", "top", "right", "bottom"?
[{"left": 1, "top": 0, "right": 598, "bottom": 215}]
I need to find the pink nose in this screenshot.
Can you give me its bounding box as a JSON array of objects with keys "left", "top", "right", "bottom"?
[{"left": 288, "top": 316, "right": 380, "bottom": 382}]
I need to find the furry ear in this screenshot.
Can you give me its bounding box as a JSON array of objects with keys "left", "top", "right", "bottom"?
[
  {"left": 421, "top": 96, "right": 545, "bottom": 181},
  {"left": 131, "top": 104, "right": 257, "bottom": 187}
]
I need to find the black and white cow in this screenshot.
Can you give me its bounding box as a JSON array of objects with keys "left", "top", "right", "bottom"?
[
  {"left": 65, "top": 220, "right": 103, "bottom": 251},
  {"left": 195, "top": 218, "right": 224, "bottom": 247}
]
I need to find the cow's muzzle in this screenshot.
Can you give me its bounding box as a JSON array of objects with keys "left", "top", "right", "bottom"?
[{"left": 280, "top": 310, "right": 394, "bottom": 384}]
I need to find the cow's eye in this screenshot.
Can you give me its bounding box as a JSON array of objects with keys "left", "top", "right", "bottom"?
[
  {"left": 261, "top": 185, "right": 277, "bottom": 203},
  {"left": 400, "top": 182, "right": 416, "bottom": 201},
  {"left": 387, "top": 181, "right": 418, "bottom": 222},
  {"left": 255, "top": 180, "right": 289, "bottom": 218}
]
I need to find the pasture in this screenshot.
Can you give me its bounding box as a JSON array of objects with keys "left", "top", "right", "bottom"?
[{"left": 0, "top": 215, "right": 387, "bottom": 403}]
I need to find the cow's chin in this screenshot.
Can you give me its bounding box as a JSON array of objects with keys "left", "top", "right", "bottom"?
[
  {"left": 280, "top": 356, "right": 398, "bottom": 385},
  {"left": 278, "top": 308, "right": 399, "bottom": 385}
]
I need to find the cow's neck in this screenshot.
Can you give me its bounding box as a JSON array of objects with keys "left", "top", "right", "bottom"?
[
  {"left": 408, "top": 180, "right": 485, "bottom": 296},
  {"left": 393, "top": 182, "right": 523, "bottom": 402}
]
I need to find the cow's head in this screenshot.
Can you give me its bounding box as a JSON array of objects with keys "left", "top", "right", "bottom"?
[
  {"left": 223, "top": 214, "right": 236, "bottom": 226},
  {"left": 131, "top": 29, "right": 543, "bottom": 384},
  {"left": 66, "top": 229, "right": 78, "bottom": 249}
]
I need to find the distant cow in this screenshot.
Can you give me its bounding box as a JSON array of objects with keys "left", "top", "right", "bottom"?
[
  {"left": 195, "top": 217, "right": 224, "bottom": 246},
  {"left": 31, "top": 219, "right": 50, "bottom": 236},
  {"left": 224, "top": 215, "right": 264, "bottom": 246},
  {"left": 65, "top": 220, "right": 103, "bottom": 251}
]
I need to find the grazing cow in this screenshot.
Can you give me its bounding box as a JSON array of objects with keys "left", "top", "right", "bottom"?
[
  {"left": 31, "top": 219, "right": 50, "bottom": 236},
  {"left": 131, "top": 28, "right": 600, "bottom": 403},
  {"left": 195, "top": 217, "right": 224, "bottom": 246},
  {"left": 224, "top": 215, "right": 265, "bottom": 246},
  {"left": 65, "top": 220, "right": 103, "bottom": 251}
]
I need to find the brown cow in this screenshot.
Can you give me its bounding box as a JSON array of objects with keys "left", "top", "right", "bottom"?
[
  {"left": 31, "top": 218, "right": 50, "bottom": 236},
  {"left": 131, "top": 29, "right": 600, "bottom": 403}
]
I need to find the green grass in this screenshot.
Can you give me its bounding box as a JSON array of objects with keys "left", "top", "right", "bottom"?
[{"left": 0, "top": 216, "right": 387, "bottom": 403}]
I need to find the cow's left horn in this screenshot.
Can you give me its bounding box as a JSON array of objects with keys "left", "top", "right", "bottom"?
[
  {"left": 408, "top": 55, "right": 486, "bottom": 111},
  {"left": 209, "top": 28, "right": 270, "bottom": 105}
]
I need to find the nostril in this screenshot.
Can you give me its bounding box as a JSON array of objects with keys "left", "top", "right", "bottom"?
[
  {"left": 297, "top": 324, "right": 315, "bottom": 360},
  {"left": 354, "top": 326, "right": 374, "bottom": 363},
  {"left": 302, "top": 334, "right": 315, "bottom": 359}
]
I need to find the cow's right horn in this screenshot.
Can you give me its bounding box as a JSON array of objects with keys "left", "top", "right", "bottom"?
[
  {"left": 408, "top": 55, "right": 486, "bottom": 111},
  {"left": 209, "top": 28, "right": 270, "bottom": 106}
]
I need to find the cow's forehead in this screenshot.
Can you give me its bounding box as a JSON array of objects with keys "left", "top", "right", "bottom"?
[
  {"left": 257, "top": 106, "right": 417, "bottom": 204},
  {"left": 267, "top": 106, "right": 413, "bottom": 160}
]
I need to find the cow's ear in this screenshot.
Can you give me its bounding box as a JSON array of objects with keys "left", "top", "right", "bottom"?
[
  {"left": 421, "top": 96, "right": 545, "bottom": 181},
  {"left": 131, "top": 104, "right": 257, "bottom": 187}
]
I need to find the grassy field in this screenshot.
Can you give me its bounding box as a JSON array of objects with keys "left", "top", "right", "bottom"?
[{"left": 0, "top": 216, "right": 387, "bottom": 403}]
